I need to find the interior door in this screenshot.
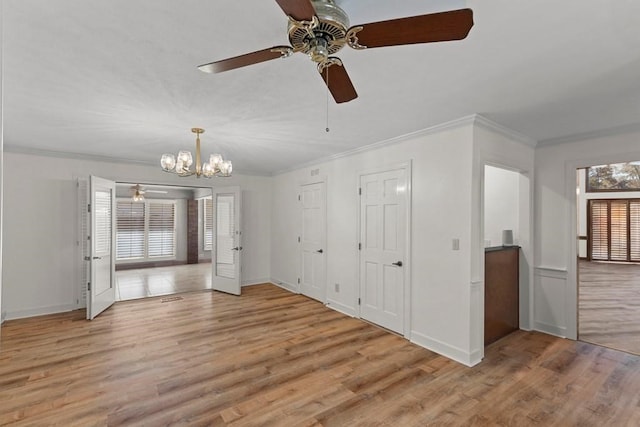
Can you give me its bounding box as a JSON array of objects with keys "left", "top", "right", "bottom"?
[
  {"left": 87, "top": 176, "right": 116, "bottom": 319},
  {"left": 212, "top": 186, "right": 242, "bottom": 295},
  {"left": 300, "top": 181, "right": 327, "bottom": 302},
  {"left": 359, "top": 168, "right": 408, "bottom": 334}
]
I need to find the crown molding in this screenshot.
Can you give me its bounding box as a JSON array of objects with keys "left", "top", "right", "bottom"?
[
  {"left": 471, "top": 115, "right": 538, "bottom": 147},
  {"left": 538, "top": 121, "right": 640, "bottom": 147},
  {"left": 3, "top": 145, "right": 272, "bottom": 177},
  {"left": 272, "top": 115, "right": 477, "bottom": 176}
]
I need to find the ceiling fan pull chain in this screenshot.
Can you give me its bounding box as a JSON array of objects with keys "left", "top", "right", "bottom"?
[{"left": 325, "top": 66, "right": 330, "bottom": 132}]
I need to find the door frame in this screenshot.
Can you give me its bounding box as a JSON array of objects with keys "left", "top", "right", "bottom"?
[
  {"left": 298, "top": 177, "right": 328, "bottom": 302},
  {"left": 356, "top": 162, "right": 412, "bottom": 337}
]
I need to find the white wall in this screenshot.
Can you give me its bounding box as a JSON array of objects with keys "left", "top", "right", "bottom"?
[
  {"left": 1, "top": 151, "right": 271, "bottom": 319},
  {"left": 471, "top": 121, "right": 535, "bottom": 361},
  {"left": 272, "top": 120, "right": 481, "bottom": 364},
  {"left": 484, "top": 165, "right": 520, "bottom": 248},
  {"left": 535, "top": 128, "right": 640, "bottom": 339}
]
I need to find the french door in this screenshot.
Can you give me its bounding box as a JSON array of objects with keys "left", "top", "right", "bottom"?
[
  {"left": 588, "top": 199, "right": 640, "bottom": 262},
  {"left": 87, "top": 176, "right": 117, "bottom": 319},
  {"left": 212, "top": 186, "right": 242, "bottom": 295}
]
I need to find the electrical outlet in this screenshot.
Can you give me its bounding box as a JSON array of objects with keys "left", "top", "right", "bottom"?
[{"left": 334, "top": 283, "right": 340, "bottom": 292}]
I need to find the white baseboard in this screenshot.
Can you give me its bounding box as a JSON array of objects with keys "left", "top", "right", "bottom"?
[
  {"left": 270, "top": 278, "right": 299, "bottom": 293},
  {"left": 6, "top": 304, "right": 78, "bottom": 321},
  {"left": 241, "top": 278, "right": 271, "bottom": 287},
  {"left": 325, "top": 299, "right": 357, "bottom": 317},
  {"left": 410, "top": 330, "right": 480, "bottom": 367},
  {"left": 533, "top": 321, "right": 567, "bottom": 338}
]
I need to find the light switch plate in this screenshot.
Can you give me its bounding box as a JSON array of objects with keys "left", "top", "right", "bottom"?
[{"left": 452, "top": 238, "right": 460, "bottom": 251}]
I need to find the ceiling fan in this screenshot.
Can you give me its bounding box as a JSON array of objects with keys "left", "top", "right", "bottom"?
[
  {"left": 198, "top": 0, "right": 473, "bottom": 103},
  {"left": 131, "top": 184, "right": 168, "bottom": 201}
]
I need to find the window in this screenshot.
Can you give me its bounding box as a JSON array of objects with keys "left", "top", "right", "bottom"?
[
  {"left": 587, "top": 162, "right": 640, "bottom": 192},
  {"left": 116, "top": 199, "right": 176, "bottom": 261},
  {"left": 116, "top": 201, "right": 145, "bottom": 259},
  {"left": 588, "top": 199, "right": 640, "bottom": 262},
  {"left": 203, "top": 197, "right": 213, "bottom": 251}
]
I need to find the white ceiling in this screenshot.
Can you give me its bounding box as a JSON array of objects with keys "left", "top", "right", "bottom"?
[{"left": 3, "top": 0, "right": 640, "bottom": 175}]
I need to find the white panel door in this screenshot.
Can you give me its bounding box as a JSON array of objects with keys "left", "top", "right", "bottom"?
[
  {"left": 359, "top": 169, "right": 407, "bottom": 334},
  {"left": 212, "top": 186, "right": 241, "bottom": 295},
  {"left": 300, "top": 181, "right": 326, "bottom": 302},
  {"left": 87, "top": 176, "right": 116, "bottom": 320}
]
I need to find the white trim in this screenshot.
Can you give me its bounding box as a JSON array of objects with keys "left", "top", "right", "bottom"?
[
  {"left": 274, "top": 116, "right": 477, "bottom": 176},
  {"left": 472, "top": 115, "right": 538, "bottom": 147},
  {"left": 410, "top": 331, "right": 481, "bottom": 367},
  {"left": 534, "top": 266, "right": 568, "bottom": 278},
  {"left": 6, "top": 304, "right": 77, "bottom": 321},
  {"left": 533, "top": 321, "right": 567, "bottom": 338},
  {"left": 271, "top": 278, "right": 299, "bottom": 293},
  {"left": 325, "top": 299, "right": 357, "bottom": 317},
  {"left": 539, "top": 121, "right": 640, "bottom": 147},
  {"left": 241, "top": 278, "right": 271, "bottom": 287}
]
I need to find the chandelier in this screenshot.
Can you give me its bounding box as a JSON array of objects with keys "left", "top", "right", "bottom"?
[{"left": 160, "top": 128, "right": 232, "bottom": 178}]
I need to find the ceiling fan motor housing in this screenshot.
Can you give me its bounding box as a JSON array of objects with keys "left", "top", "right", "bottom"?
[{"left": 288, "top": 0, "right": 350, "bottom": 62}]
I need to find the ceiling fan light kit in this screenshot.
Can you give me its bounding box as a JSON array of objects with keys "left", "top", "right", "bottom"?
[
  {"left": 198, "top": 0, "right": 473, "bottom": 104},
  {"left": 160, "top": 128, "right": 232, "bottom": 178}
]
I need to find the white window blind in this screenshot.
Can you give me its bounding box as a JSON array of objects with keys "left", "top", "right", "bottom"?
[
  {"left": 95, "top": 190, "right": 112, "bottom": 255},
  {"left": 203, "top": 197, "right": 213, "bottom": 251},
  {"left": 148, "top": 202, "right": 176, "bottom": 258},
  {"left": 116, "top": 201, "right": 145, "bottom": 260}
]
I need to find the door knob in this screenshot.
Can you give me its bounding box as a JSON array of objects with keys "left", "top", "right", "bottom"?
[
  {"left": 316, "top": 249, "right": 323, "bottom": 253},
  {"left": 232, "top": 246, "right": 243, "bottom": 251},
  {"left": 392, "top": 261, "right": 403, "bottom": 267},
  {"left": 93, "top": 256, "right": 102, "bottom": 260}
]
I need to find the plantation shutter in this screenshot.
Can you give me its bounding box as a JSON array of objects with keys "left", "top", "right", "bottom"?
[
  {"left": 116, "top": 201, "right": 145, "bottom": 260},
  {"left": 148, "top": 202, "right": 176, "bottom": 257},
  {"left": 589, "top": 200, "right": 609, "bottom": 260},
  {"left": 94, "top": 190, "right": 112, "bottom": 255},
  {"left": 630, "top": 201, "right": 640, "bottom": 261},
  {"left": 204, "top": 197, "right": 213, "bottom": 250},
  {"left": 610, "top": 201, "right": 628, "bottom": 261}
]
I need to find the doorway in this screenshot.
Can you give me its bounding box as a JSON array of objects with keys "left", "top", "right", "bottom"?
[
  {"left": 576, "top": 165, "right": 640, "bottom": 355},
  {"left": 358, "top": 165, "right": 410, "bottom": 335}
]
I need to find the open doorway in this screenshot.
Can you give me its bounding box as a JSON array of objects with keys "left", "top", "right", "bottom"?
[
  {"left": 113, "top": 183, "right": 213, "bottom": 301},
  {"left": 576, "top": 164, "right": 640, "bottom": 355}
]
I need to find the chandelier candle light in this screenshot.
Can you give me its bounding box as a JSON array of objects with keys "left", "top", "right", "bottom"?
[{"left": 160, "top": 128, "right": 232, "bottom": 178}]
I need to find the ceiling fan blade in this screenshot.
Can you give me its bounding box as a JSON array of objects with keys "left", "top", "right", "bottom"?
[
  {"left": 319, "top": 60, "right": 358, "bottom": 104},
  {"left": 275, "top": 0, "right": 316, "bottom": 21},
  {"left": 351, "top": 9, "right": 473, "bottom": 49},
  {"left": 198, "top": 46, "right": 293, "bottom": 73}
]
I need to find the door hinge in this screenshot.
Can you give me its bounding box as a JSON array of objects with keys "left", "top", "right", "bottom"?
[
  {"left": 84, "top": 256, "right": 91, "bottom": 261},
  {"left": 297, "top": 278, "right": 300, "bottom": 284},
  {"left": 87, "top": 204, "right": 91, "bottom": 213},
  {"left": 358, "top": 188, "right": 362, "bottom": 196},
  {"left": 298, "top": 236, "right": 301, "bottom": 243},
  {"left": 87, "top": 282, "right": 91, "bottom": 291},
  {"left": 298, "top": 195, "right": 301, "bottom": 201},
  {"left": 358, "top": 298, "right": 361, "bottom": 305},
  {"left": 358, "top": 243, "right": 361, "bottom": 250}
]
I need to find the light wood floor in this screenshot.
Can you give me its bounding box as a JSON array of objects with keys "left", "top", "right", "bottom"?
[
  {"left": 579, "top": 260, "right": 640, "bottom": 355},
  {"left": 1, "top": 284, "right": 639, "bottom": 426},
  {"left": 116, "top": 263, "right": 212, "bottom": 301}
]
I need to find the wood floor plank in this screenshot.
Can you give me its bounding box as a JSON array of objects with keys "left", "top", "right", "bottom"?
[
  {"left": 579, "top": 260, "right": 640, "bottom": 355},
  {"left": 1, "top": 284, "right": 639, "bottom": 425}
]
